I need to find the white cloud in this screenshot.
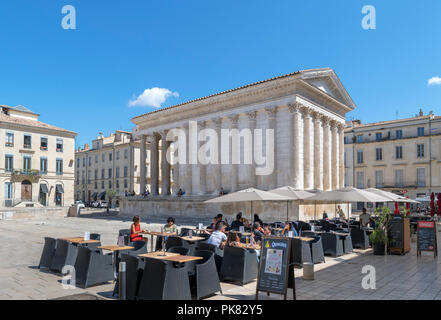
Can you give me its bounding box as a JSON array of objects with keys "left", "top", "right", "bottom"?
[
  {"left": 428, "top": 76, "right": 441, "bottom": 86},
  {"left": 128, "top": 87, "right": 179, "bottom": 108}
]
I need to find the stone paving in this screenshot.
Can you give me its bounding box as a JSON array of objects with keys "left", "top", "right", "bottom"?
[{"left": 1, "top": 212, "right": 441, "bottom": 300}]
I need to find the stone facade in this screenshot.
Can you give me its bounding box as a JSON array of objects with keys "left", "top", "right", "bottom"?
[
  {"left": 122, "top": 68, "right": 356, "bottom": 221},
  {"left": 0, "top": 105, "right": 77, "bottom": 208},
  {"left": 345, "top": 111, "right": 441, "bottom": 206}
]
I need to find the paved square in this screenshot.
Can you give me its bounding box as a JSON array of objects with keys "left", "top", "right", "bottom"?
[{"left": 1, "top": 214, "right": 440, "bottom": 300}]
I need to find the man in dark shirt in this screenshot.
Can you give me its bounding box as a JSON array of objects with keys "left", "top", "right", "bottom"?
[{"left": 230, "top": 212, "right": 244, "bottom": 231}]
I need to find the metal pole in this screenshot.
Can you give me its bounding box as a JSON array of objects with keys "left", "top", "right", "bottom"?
[{"left": 119, "top": 262, "right": 126, "bottom": 300}]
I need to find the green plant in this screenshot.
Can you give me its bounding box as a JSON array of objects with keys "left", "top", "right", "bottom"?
[
  {"left": 369, "top": 206, "right": 391, "bottom": 246},
  {"left": 369, "top": 228, "right": 386, "bottom": 245}
]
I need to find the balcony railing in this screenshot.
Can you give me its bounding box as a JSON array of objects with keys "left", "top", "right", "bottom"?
[
  {"left": 23, "top": 144, "right": 32, "bottom": 149},
  {"left": 378, "top": 180, "right": 426, "bottom": 189},
  {"left": 40, "top": 146, "right": 48, "bottom": 151},
  {"left": 5, "top": 142, "right": 14, "bottom": 147}
]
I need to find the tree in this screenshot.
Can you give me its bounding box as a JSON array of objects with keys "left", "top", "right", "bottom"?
[{"left": 106, "top": 189, "right": 117, "bottom": 214}]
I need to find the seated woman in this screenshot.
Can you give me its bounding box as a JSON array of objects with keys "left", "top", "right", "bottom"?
[
  {"left": 263, "top": 225, "right": 272, "bottom": 236},
  {"left": 281, "top": 222, "right": 299, "bottom": 237},
  {"left": 225, "top": 232, "right": 241, "bottom": 247},
  {"left": 164, "top": 217, "right": 178, "bottom": 234},
  {"left": 252, "top": 222, "right": 265, "bottom": 242},
  {"left": 130, "top": 215, "right": 148, "bottom": 242}
]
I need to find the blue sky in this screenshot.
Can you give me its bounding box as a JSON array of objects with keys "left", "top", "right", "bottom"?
[{"left": 1, "top": 0, "right": 441, "bottom": 147}]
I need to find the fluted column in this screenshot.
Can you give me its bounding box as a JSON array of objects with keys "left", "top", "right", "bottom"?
[
  {"left": 288, "top": 103, "right": 301, "bottom": 189},
  {"left": 313, "top": 112, "right": 323, "bottom": 190},
  {"left": 139, "top": 134, "right": 147, "bottom": 194},
  {"left": 149, "top": 133, "right": 160, "bottom": 195},
  {"left": 199, "top": 121, "right": 207, "bottom": 194},
  {"left": 177, "top": 126, "right": 187, "bottom": 194},
  {"left": 302, "top": 108, "right": 313, "bottom": 190},
  {"left": 246, "top": 111, "right": 257, "bottom": 188},
  {"left": 172, "top": 133, "right": 180, "bottom": 195},
  {"left": 161, "top": 131, "right": 171, "bottom": 195},
  {"left": 322, "top": 117, "right": 331, "bottom": 191},
  {"left": 331, "top": 121, "right": 338, "bottom": 190},
  {"left": 184, "top": 124, "right": 193, "bottom": 195},
  {"left": 213, "top": 118, "right": 222, "bottom": 194},
  {"left": 230, "top": 115, "right": 239, "bottom": 192},
  {"left": 266, "top": 107, "right": 277, "bottom": 190},
  {"left": 338, "top": 123, "right": 345, "bottom": 188}
]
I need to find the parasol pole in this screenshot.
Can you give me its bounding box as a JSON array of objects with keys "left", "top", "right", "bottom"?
[{"left": 286, "top": 200, "right": 289, "bottom": 221}]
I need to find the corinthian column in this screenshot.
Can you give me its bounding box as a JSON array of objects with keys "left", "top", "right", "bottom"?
[
  {"left": 338, "top": 123, "right": 345, "bottom": 188},
  {"left": 331, "top": 121, "right": 338, "bottom": 190},
  {"left": 213, "top": 118, "right": 222, "bottom": 194},
  {"left": 199, "top": 121, "right": 207, "bottom": 194},
  {"left": 184, "top": 123, "right": 193, "bottom": 195},
  {"left": 172, "top": 132, "right": 180, "bottom": 195},
  {"left": 139, "top": 134, "right": 147, "bottom": 194},
  {"left": 266, "top": 107, "right": 277, "bottom": 190},
  {"left": 288, "top": 103, "right": 301, "bottom": 189},
  {"left": 230, "top": 115, "right": 239, "bottom": 192},
  {"left": 302, "top": 107, "right": 313, "bottom": 190},
  {"left": 149, "top": 133, "right": 160, "bottom": 196},
  {"left": 322, "top": 117, "right": 331, "bottom": 191},
  {"left": 246, "top": 111, "right": 257, "bottom": 188},
  {"left": 161, "top": 130, "right": 171, "bottom": 195},
  {"left": 313, "top": 112, "right": 323, "bottom": 190}
]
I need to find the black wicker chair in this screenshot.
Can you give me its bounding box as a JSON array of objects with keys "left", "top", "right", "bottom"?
[
  {"left": 220, "top": 246, "right": 258, "bottom": 285},
  {"left": 50, "top": 239, "right": 69, "bottom": 272},
  {"left": 128, "top": 241, "right": 148, "bottom": 256},
  {"left": 197, "top": 242, "right": 223, "bottom": 275},
  {"left": 74, "top": 246, "right": 114, "bottom": 288},
  {"left": 137, "top": 257, "right": 192, "bottom": 300},
  {"left": 321, "top": 233, "right": 344, "bottom": 257},
  {"left": 340, "top": 233, "right": 353, "bottom": 254},
  {"left": 119, "top": 229, "right": 131, "bottom": 245},
  {"left": 165, "top": 236, "right": 184, "bottom": 251},
  {"left": 179, "top": 228, "right": 193, "bottom": 237},
  {"left": 113, "top": 253, "right": 145, "bottom": 300},
  {"left": 351, "top": 228, "right": 369, "bottom": 249},
  {"left": 190, "top": 250, "right": 222, "bottom": 300},
  {"left": 39, "top": 237, "right": 56, "bottom": 269},
  {"left": 168, "top": 246, "right": 190, "bottom": 255},
  {"left": 291, "top": 238, "right": 313, "bottom": 267}
]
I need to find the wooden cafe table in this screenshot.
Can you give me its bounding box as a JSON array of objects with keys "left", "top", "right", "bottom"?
[
  {"left": 98, "top": 245, "right": 134, "bottom": 280},
  {"left": 138, "top": 251, "right": 203, "bottom": 263},
  {"left": 294, "top": 236, "right": 315, "bottom": 242},
  {"left": 179, "top": 236, "right": 206, "bottom": 242},
  {"left": 61, "top": 237, "right": 101, "bottom": 245},
  {"left": 141, "top": 231, "right": 175, "bottom": 252}
]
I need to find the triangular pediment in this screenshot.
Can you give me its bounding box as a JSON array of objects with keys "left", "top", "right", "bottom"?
[{"left": 300, "top": 68, "right": 356, "bottom": 110}]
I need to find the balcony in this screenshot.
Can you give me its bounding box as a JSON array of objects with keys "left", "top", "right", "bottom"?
[
  {"left": 380, "top": 180, "right": 426, "bottom": 189},
  {"left": 5, "top": 142, "right": 14, "bottom": 147},
  {"left": 40, "top": 146, "right": 48, "bottom": 151},
  {"left": 11, "top": 170, "right": 41, "bottom": 182}
]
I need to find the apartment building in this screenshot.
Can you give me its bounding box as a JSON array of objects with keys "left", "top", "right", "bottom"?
[
  {"left": 74, "top": 131, "right": 150, "bottom": 204},
  {"left": 0, "top": 105, "right": 77, "bottom": 208},
  {"left": 345, "top": 110, "right": 441, "bottom": 209}
]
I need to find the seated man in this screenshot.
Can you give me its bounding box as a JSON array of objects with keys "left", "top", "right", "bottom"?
[
  {"left": 230, "top": 212, "right": 244, "bottom": 231},
  {"left": 177, "top": 188, "right": 186, "bottom": 197},
  {"left": 207, "top": 221, "right": 227, "bottom": 249}
]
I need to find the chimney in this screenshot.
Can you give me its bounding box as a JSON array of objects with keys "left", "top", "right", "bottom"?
[
  {"left": 419, "top": 108, "right": 424, "bottom": 117},
  {"left": 84, "top": 144, "right": 90, "bottom": 151}
]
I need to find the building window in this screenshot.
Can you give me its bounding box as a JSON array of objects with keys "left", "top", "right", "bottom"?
[
  {"left": 417, "top": 144, "right": 425, "bottom": 158},
  {"left": 76, "top": 172, "right": 79, "bottom": 185},
  {"left": 116, "top": 180, "right": 120, "bottom": 189},
  {"left": 95, "top": 181, "right": 98, "bottom": 189},
  {"left": 4, "top": 182, "right": 13, "bottom": 207},
  {"left": 5, "top": 155, "right": 13, "bottom": 172},
  {"left": 376, "top": 133, "right": 382, "bottom": 141},
  {"left": 124, "top": 149, "right": 128, "bottom": 159},
  {"left": 417, "top": 168, "right": 426, "bottom": 187},
  {"left": 376, "top": 148, "right": 383, "bottom": 161},
  {"left": 88, "top": 157, "right": 91, "bottom": 166},
  {"left": 82, "top": 157, "right": 86, "bottom": 167},
  {"left": 102, "top": 169, "right": 105, "bottom": 179},
  {"left": 5, "top": 132, "right": 14, "bottom": 147},
  {"left": 375, "top": 170, "right": 383, "bottom": 188},
  {"left": 417, "top": 127, "right": 424, "bottom": 136},
  {"left": 124, "top": 179, "right": 128, "bottom": 188},
  {"left": 124, "top": 166, "right": 128, "bottom": 178},
  {"left": 23, "top": 155, "right": 31, "bottom": 171},
  {"left": 357, "top": 150, "right": 364, "bottom": 164},
  {"left": 108, "top": 168, "right": 112, "bottom": 178},
  {"left": 356, "top": 135, "right": 363, "bottom": 143},
  {"left": 116, "top": 151, "right": 120, "bottom": 160},
  {"left": 94, "top": 169, "right": 98, "bottom": 180},
  {"left": 396, "top": 146, "right": 403, "bottom": 159},
  {"left": 102, "top": 154, "right": 105, "bottom": 162},
  {"left": 23, "top": 134, "right": 32, "bottom": 149},
  {"left": 88, "top": 170, "right": 91, "bottom": 184},
  {"left": 95, "top": 155, "right": 98, "bottom": 163},
  {"left": 40, "top": 157, "right": 48, "bottom": 174},
  {"left": 101, "top": 181, "right": 105, "bottom": 189},
  {"left": 395, "top": 169, "right": 404, "bottom": 188},
  {"left": 77, "top": 158, "right": 80, "bottom": 168},
  {"left": 109, "top": 180, "right": 112, "bottom": 189},
  {"left": 396, "top": 130, "right": 403, "bottom": 139},
  {"left": 56, "top": 139, "right": 63, "bottom": 152},
  {"left": 40, "top": 137, "right": 48, "bottom": 151},
  {"left": 56, "top": 159, "right": 63, "bottom": 175},
  {"left": 356, "top": 172, "right": 364, "bottom": 189},
  {"left": 116, "top": 167, "right": 120, "bottom": 178},
  {"left": 109, "top": 153, "right": 113, "bottom": 161}
]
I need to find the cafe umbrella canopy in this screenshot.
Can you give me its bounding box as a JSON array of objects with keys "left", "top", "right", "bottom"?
[
  {"left": 204, "top": 187, "right": 295, "bottom": 223},
  {"left": 307, "top": 187, "right": 391, "bottom": 222},
  {"left": 267, "top": 186, "right": 315, "bottom": 221},
  {"left": 365, "top": 188, "right": 419, "bottom": 204}
]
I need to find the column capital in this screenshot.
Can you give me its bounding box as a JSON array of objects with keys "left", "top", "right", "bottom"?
[
  {"left": 321, "top": 115, "right": 331, "bottom": 126},
  {"left": 311, "top": 111, "right": 321, "bottom": 122},
  {"left": 211, "top": 118, "right": 223, "bottom": 129},
  {"left": 288, "top": 102, "right": 301, "bottom": 114},
  {"left": 329, "top": 119, "right": 339, "bottom": 129},
  {"left": 337, "top": 123, "right": 345, "bottom": 132},
  {"left": 301, "top": 106, "right": 312, "bottom": 118},
  {"left": 148, "top": 132, "right": 161, "bottom": 143},
  {"left": 246, "top": 110, "right": 258, "bottom": 121},
  {"left": 265, "top": 106, "right": 277, "bottom": 119},
  {"left": 229, "top": 114, "right": 240, "bottom": 126},
  {"left": 160, "top": 130, "right": 169, "bottom": 140}
]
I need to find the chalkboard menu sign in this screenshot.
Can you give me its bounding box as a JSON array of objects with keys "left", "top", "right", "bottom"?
[
  {"left": 417, "top": 221, "right": 438, "bottom": 258},
  {"left": 387, "top": 214, "right": 410, "bottom": 255},
  {"left": 256, "top": 237, "right": 294, "bottom": 300}
]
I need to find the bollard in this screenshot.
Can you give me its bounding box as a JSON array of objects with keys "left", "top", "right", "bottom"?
[
  {"left": 119, "top": 262, "right": 126, "bottom": 300},
  {"left": 303, "top": 262, "right": 315, "bottom": 280}
]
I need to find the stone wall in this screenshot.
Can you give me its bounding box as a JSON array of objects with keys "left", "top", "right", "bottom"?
[
  {"left": 119, "top": 198, "right": 351, "bottom": 223},
  {"left": 0, "top": 206, "right": 69, "bottom": 220}
]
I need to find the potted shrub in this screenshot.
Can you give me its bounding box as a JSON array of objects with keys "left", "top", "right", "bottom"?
[{"left": 369, "top": 206, "right": 390, "bottom": 255}]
